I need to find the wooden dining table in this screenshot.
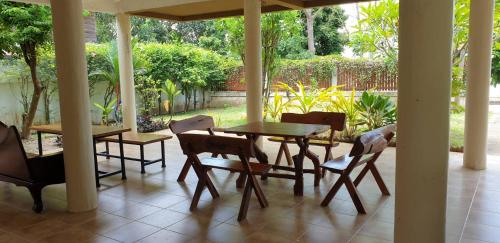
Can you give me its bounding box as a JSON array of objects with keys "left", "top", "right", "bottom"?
[
  {"left": 224, "top": 121, "right": 330, "bottom": 196},
  {"left": 30, "top": 124, "right": 131, "bottom": 187}
]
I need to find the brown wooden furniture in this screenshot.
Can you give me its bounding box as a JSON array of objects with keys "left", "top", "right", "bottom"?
[
  {"left": 0, "top": 122, "right": 65, "bottom": 213},
  {"left": 177, "top": 133, "right": 271, "bottom": 221},
  {"left": 320, "top": 125, "right": 396, "bottom": 213},
  {"left": 224, "top": 121, "right": 330, "bottom": 196},
  {"left": 169, "top": 115, "right": 228, "bottom": 182},
  {"left": 31, "top": 124, "right": 131, "bottom": 187},
  {"left": 268, "top": 112, "right": 346, "bottom": 174},
  {"left": 96, "top": 132, "right": 172, "bottom": 174}
]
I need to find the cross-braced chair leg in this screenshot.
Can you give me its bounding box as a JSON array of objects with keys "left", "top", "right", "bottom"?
[
  {"left": 238, "top": 178, "right": 253, "bottom": 221},
  {"left": 177, "top": 159, "right": 191, "bottom": 182},
  {"left": 190, "top": 169, "right": 207, "bottom": 211},
  {"left": 354, "top": 162, "right": 390, "bottom": 195}
]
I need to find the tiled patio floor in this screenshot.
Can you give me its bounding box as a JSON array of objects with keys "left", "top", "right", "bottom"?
[{"left": 2, "top": 131, "right": 500, "bottom": 243}]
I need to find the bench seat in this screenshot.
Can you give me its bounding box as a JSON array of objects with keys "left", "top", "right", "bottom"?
[
  {"left": 201, "top": 157, "right": 272, "bottom": 175},
  {"left": 98, "top": 131, "right": 172, "bottom": 145}
]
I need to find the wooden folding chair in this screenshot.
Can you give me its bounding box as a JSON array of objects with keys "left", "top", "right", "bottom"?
[
  {"left": 169, "top": 115, "right": 228, "bottom": 182},
  {"left": 269, "top": 112, "right": 346, "bottom": 175},
  {"left": 177, "top": 133, "right": 271, "bottom": 221},
  {"left": 320, "top": 125, "right": 396, "bottom": 214}
]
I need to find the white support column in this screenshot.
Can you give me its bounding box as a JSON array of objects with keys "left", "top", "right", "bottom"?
[
  {"left": 244, "top": 0, "right": 263, "bottom": 128},
  {"left": 116, "top": 13, "right": 137, "bottom": 132},
  {"left": 50, "top": 0, "right": 97, "bottom": 212},
  {"left": 395, "top": 0, "right": 454, "bottom": 242},
  {"left": 463, "top": 0, "right": 495, "bottom": 170}
]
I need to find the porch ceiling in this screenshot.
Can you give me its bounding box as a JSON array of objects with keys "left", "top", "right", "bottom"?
[
  {"left": 12, "top": 0, "right": 374, "bottom": 21},
  {"left": 128, "top": 0, "right": 374, "bottom": 21}
]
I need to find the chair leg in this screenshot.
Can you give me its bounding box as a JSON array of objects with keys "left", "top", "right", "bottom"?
[
  {"left": 249, "top": 174, "right": 268, "bottom": 208},
  {"left": 28, "top": 186, "right": 43, "bottom": 213},
  {"left": 177, "top": 159, "right": 191, "bottom": 182},
  {"left": 353, "top": 164, "right": 371, "bottom": 187},
  {"left": 344, "top": 178, "right": 366, "bottom": 214},
  {"left": 283, "top": 143, "right": 293, "bottom": 166},
  {"left": 321, "top": 173, "right": 345, "bottom": 207},
  {"left": 238, "top": 178, "right": 253, "bottom": 221},
  {"left": 274, "top": 142, "right": 285, "bottom": 168},
  {"left": 322, "top": 146, "right": 332, "bottom": 178},
  {"left": 236, "top": 172, "right": 247, "bottom": 189},
  {"left": 140, "top": 145, "right": 146, "bottom": 174},
  {"left": 190, "top": 170, "right": 207, "bottom": 211},
  {"left": 369, "top": 164, "right": 390, "bottom": 195}
]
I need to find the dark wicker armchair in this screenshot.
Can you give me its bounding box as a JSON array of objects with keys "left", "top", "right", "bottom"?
[{"left": 0, "top": 122, "right": 65, "bottom": 213}]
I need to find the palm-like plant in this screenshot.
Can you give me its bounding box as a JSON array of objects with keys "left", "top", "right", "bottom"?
[
  {"left": 355, "top": 90, "right": 397, "bottom": 130},
  {"left": 328, "top": 89, "right": 360, "bottom": 138},
  {"left": 94, "top": 98, "right": 117, "bottom": 125},
  {"left": 160, "top": 79, "right": 181, "bottom": 117},
  {"left": 278, "top": 81, "right": 336, "bottom": 114},
  {"left": 265, "top": 90, "right": 288, "bottom": 121}
]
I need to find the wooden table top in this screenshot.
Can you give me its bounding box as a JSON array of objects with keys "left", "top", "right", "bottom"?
[
  {"left": 224, "top": 122, "right": 330, "bottom": 138},
  {"left": 97, "top": 131, "right": 173, "bottom": 145},
  {"left": 31, "top": 124, "right": 131, "bottom": 138}
]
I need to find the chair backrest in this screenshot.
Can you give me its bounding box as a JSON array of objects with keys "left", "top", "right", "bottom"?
[
  {"left": 0, "top": 122, "right": 31, "bottom": 181},
  {"left": 349, "top": 124, "right": 396, "bottom": 158},
  {"left": 169, "top": 115, "right": 216, "bottom": 135},
  {"left": 281, "top": 112, "right": 346, "bottom": 141},
  {"left": 177, "top": 133, "right": 254, "bottom": 158}
]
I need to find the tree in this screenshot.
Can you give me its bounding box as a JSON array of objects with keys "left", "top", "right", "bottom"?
[
  {"left": 220, "top": 11, "right": 301, "bottom": 106},
  {"left": 0, "top": 2, "right": 53, "bottom": 138},
  {"left": 350, "top": 0, "right": 399, "bottom": 65},
  {"left": 303, "top": 7, "right": 347, "bottom": 56}
]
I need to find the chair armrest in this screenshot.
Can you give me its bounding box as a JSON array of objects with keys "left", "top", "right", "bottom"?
[{"left": 27, "top": 152, "right": 65, "bottom": 183}]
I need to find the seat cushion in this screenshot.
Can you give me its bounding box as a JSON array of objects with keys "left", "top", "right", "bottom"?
[
  {"left": 200, "top": 157, "right": 272, "bottom": 175},
  {"left": 321, "top": 154, "right": 371, "bottom": 173}
]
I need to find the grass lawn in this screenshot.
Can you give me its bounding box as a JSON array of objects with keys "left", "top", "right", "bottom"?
[{"left": 161, "top": 104, "right": 467, "bottom": 150}]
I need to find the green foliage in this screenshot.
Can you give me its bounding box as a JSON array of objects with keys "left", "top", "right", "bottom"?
[
  {"left": 94, "top": 98, "right": 116, "bottom": 125},
  {"left": 0, "top": 2, "right": 52, "bottom": 57},
  {"left": 327, "top": 89, "right": 360, "bottom": 138},
  {"left": 160, "top": 79, "right": 181, "bottom": 115},
  {"left": 278, "top": 81, "right": 336, "bottom": 114},
  {"left": 492, "top": 45, "right": 500, "bottom": 87},
  {"left": 350, "top": 0, "right": 399, "bottom": 64},
  {"left": 310, "top": 7, "right": 348, "bottom": 56},
  {"left": 264, "top": 91, "right": 288, "bottom": 122},
  {"left": 135, "top": 75, "right": 160, "bottom": 116},
  {"left": 355, "top": 90, "right": 396, "bottom": 131}
]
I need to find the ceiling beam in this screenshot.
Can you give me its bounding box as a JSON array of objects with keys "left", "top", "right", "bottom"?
[
  {"left": 131, "top": 4, "right": 290, "bottom": 22},
  {"left": 267, "top": 0, "right": 304, "bottom": 10},
  {"left": 117, "top": 0, "right": 210, "bottom": 13},
  {"left": 304, "top": 0, "right": 374, "bottom": 8}
]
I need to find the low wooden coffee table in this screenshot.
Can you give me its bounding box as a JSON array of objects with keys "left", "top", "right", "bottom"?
[
  {"left": 96, "top": 132, "right": 172, "bottom": 174},
  {"left": 224, "top": 121, "right": 330, "bottom": 196},
  {"left": 31, "top": 124, "right": 130, "bottom": 187}
]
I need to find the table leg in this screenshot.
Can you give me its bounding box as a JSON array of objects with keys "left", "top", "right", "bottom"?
[
  {"left": 93, "top": 139, "right": 100, "bottom": 188},
  {"left": 118, "top": 134, "right": 127, "bottom": 180},
  {"left": 246, "top": 134, "right": 268, "bottom": 181},
  {"left": 140, "top": 144, "right": 145, "bottom": 174},
  {"left": 293, "top": 137, "right": 309, "bottom": 196},
  {"left": 305, "top": 148, "right": 321, "bottom": 187},
  {"left": 161, "top": 140, "right": 166, "bottom": 168},
  {"left": 37, "top": 131, "right": 43, "bottom": 156},
  {"left": 105, "top": 141, "right": 110, "bottom": 159}
]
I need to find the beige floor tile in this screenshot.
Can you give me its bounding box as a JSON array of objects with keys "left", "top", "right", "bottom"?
[
  {"left": 79, "top": 212, "right": 132, "bottom": 234},
  {"left": 138, "top": 209, "right": 189, "bottom": 228},
  {"left": 137, "top": 229, "right": 194, "bottom": 243},
  {"left": 102, "top": 221, "right": 160, "bottom": 243}
]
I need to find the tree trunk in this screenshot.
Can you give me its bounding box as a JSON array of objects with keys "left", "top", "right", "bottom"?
[
  {"left": 20, "top": 43, "right": 43, "bottom": 139},
  {"left": 43, "top": 86, "right": 50, "bottom": 124},
  {"left": 193, "top": 88, "right": 197, "bottom": 110},
  {"left": 202, "top": 89, "right": 206, "bottom": 109},
  {"left": 304, "top": 9, "right": 316, "bottom": 54}
]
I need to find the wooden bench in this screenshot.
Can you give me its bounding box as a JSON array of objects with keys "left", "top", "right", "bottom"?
[
  {"left": 97, "top": 131, "right": 172, "bottom": 174},
  {"left": 268, "top": 112, "right": 346, "bottom": 174}
]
